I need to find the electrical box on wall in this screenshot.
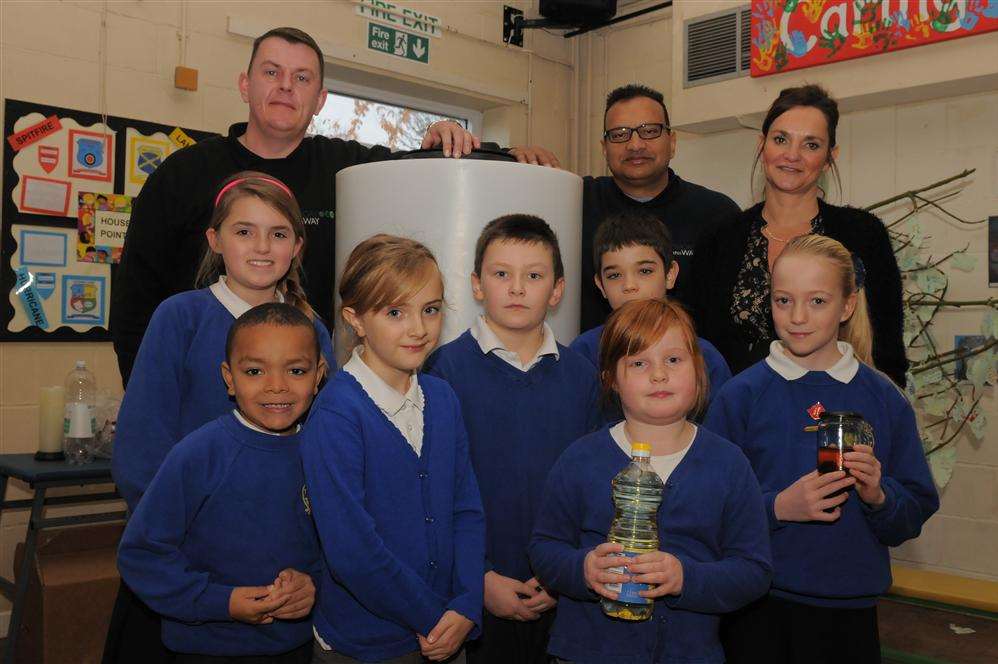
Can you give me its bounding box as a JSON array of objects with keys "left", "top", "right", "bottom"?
[{"left": 174, "top": 66, "right": 198, "bottom": 91}]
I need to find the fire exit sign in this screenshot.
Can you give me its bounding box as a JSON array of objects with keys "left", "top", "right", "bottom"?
[{"left": 367, "top": 22, "right": 429, "bottom": 64}]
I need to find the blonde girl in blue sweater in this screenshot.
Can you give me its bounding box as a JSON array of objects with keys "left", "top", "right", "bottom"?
[
  {"left": 302, "top": 234, "right": 485, "bottom": 663},
  {"left": 705, "top": 234, "right": 938, "bottom": 664}
]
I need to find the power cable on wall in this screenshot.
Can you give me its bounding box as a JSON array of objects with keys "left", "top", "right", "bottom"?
[{"left": 98, "top": 1, "right": 109, "bottom": 133}]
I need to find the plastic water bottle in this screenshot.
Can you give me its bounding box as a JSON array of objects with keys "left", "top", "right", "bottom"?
[
  {"left": 602, "top": 441, "right": 663, "bottom": 621},
  {"left": 63, "top": 360, "right": 97, "bottom": 464}
]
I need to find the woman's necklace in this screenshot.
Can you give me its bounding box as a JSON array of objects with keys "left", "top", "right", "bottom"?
[
  {"left": 761, "top": 218, "right": 814, "bottom": 244},
  {"left": 761, "top": 225, "right": 791, "bottom": 243}
]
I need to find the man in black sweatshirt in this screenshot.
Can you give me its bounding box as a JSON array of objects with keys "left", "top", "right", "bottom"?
[
  {"left": 110, "top": 26, "right": 486, "bottom": 386},
  {"left": 584, "top": 84, "right": 740, "bottom": 330},
  {"left": 521, "top": 85, "right": 742, "bottom": 331}
]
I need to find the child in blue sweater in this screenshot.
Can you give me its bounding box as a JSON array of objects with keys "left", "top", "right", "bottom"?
[
  {"left": 570, "top": 212, "right": 730, "bottom": 411},
  {"left": 704, "top": 235, "right": 938, "bottom": 664},
  {"left": 118, "top": 303, "right": 326, "bottom": 663},
  {"left": 109, "top": 172, "right": 332, "bottom": 662},
  {"left": 424, "top": 214, "right": 601, "bottom": 664},
  {"left": 302, "top": 234, "right": 485, "bottom": 663},
  {"left": 530, "top": 298, "right": 772, "bottom": 664},
  {"left": 114, "top": 171, "right": 333, "bottom": 512}
]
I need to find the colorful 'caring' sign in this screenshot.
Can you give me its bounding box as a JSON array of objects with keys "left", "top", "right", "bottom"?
[{"left": 750, "top": 0, "right": 998, "bottom": 77}]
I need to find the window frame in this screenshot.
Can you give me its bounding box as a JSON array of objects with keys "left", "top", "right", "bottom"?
[{"left": 315, "top": 77, "right": 484, "bottom": 146}]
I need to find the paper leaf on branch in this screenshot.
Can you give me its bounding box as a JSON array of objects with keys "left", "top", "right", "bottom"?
[
  {"left": 907, "top": 345, "right": 929, "bottom": 363},
  {"left": 984, "top": 310, "right": 998, "bottom": 340},
  {"left": 950, "top": 253, "right": 976, "bottom": 272},
  {"left": 950, "top": 397, "right": 969, "bottom": 423},
  {"left": 903, "top": 314, "right": 922, "bottom": 345},
  {"left": 968, "top": 409, "right": 987, "bottom": 441},
  {"left": 919, "top": 426, "right": 939, "bottom": 453},
  {"left": 908, "top": 219, "right": 924, "bottom": 248},
  {"left": 897, "top": 246, "right": 920, "bottom": 271},
  {"left": 966, "top": 350, "right": 996, "bottom": 391},
  {"left": 928, "top": 444, "right": 956, "bottom": 488},
  {"left": 911, "top": 367, "right": 944, "bottom": 391},
  {"left": 921, "top": 396, "right": 949, "bottom": 417},
  {"left": 915, "top": 270, "right": 947, "bottom": 294}
]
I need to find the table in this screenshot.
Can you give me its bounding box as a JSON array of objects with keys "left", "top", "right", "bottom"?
[{"left": 0, "top": 454, "right": 124, "bottom": 664}]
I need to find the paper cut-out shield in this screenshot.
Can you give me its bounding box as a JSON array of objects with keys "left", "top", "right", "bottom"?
[{"left": 38, "top": 145, "right": 59, "bottom": 173}]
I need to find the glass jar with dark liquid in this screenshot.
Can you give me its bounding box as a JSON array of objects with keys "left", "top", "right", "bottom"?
[
  {"left": 817, "top": 412, "right": 875, "bottom": 511},
  {"left": 816, "top": 411, "right": 875, "bottom": 474}
]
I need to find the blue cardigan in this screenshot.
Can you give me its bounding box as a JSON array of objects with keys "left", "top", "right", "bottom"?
[
  {"left": 423, "top": 330, "right": 602, "bottom": 581},
  {"left": 117, "top": 413, "right": 320, "bottom": 656},
  {"left": 113, "top": 288, "right": 333, "bottom": 511},
  {"left": 529, "top": 426, "right": 772, "bottom": 663},
  {"left": 301, "top": 370, "right": 485, "bottom": 661},
  {"left": 704, "top": 360, "right": 939, "bottom": 608}
]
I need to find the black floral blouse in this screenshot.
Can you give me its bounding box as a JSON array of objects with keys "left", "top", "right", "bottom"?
[{"left": 729, "top": 211, "right": 824, "bottom": 345}]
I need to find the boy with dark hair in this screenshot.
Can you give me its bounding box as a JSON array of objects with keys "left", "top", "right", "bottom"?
[
  {"left": 117, "top": 303, "right": 326, "bottom": 664},
  {"left": 424, "top": 214, "right": 600, "bottom": 664},
  {"left": 572, "top": 211, "right": 731, "bottom": 411}
]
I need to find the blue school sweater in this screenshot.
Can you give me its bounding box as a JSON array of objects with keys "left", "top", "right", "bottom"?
[
  {"left": 529, "top": 426, "right": 772, "bottom": 664},
  {"left": 301, "top": 370, "right": 485, "bottom": 661},
  {"left": 423, "top": 330, "right": 602, "bottom": 582},
  {"left": 117, "top": 413, "right": 320, "bottom": 656},
  {"left": 112, "top": 288, "right": 333, "bottom": 512},
  {"left": 569, "top": 324, "right": 732, "bottom": 405},
  {"left": 703, "top": 354, "right": 939, "bottom": 608}
]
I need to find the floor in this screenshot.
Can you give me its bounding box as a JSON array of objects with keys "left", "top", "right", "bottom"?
[
  {"left": 0, "top": 598, "right": 994, "bottom": 663},
  {"left": 880, "top": 597, "right": 998, "bottom": 664}
]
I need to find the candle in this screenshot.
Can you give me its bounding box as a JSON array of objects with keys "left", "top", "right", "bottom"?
[{"left": 38, "top": 386, "right": 65, "bottom": 455}]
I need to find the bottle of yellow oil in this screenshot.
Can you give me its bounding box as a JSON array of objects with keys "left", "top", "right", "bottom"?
[{"left": 602, "top": 442, "right": 663, "bottom": 621}]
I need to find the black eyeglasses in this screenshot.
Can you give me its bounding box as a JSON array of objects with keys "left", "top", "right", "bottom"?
[{"left": 603, "top": 123, "right": 670, "bottom": 143}]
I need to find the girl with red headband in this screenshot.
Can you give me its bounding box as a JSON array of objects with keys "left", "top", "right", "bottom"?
[{"left": 109, "top": 171, "right": 333, "bottom": 659}]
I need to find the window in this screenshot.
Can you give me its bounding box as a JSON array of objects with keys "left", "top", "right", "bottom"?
[{"left": 307, "top": 80, "right": 478, "bottom": 151}]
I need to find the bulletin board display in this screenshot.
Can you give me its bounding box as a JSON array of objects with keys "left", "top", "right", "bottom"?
[{"left": 2, "top": 98, "right": 216, "bottom": 341}]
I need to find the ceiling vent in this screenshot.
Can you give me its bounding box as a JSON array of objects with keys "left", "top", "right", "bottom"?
[{"left": 684, "top": 5, "right": 751, "bottom": 88}]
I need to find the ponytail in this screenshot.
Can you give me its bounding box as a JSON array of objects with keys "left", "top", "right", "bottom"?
[
  {"left": 842, "top": 287, "right": 873, "bottom": 365},
  {"left": 280, "top": 273, "right": 316, "bottom": 321}
]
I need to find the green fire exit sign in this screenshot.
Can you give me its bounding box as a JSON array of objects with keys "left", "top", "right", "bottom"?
[{"left": 367, "top": 22, "right": 429, "bottom": 64}]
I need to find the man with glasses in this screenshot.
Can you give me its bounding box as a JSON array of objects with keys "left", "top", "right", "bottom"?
[{"left": 581, "top": 84, "right": 739, "bottom": 331}]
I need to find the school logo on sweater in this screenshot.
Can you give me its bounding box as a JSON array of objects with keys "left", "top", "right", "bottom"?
[
  {"left": 301, "top": 485, "right": 311, "bottom": 516},
  {"left": 807, "top": 401, "right": 825, "bottom": 420}
]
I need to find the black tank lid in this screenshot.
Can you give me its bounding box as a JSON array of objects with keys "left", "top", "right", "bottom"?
[{"left": 394, "top": 146, "right": 516, "bottom": 162}]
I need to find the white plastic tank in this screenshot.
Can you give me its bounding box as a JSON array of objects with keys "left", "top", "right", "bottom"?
[{"left": 335, "top": 151, "right": 582, "bottom": 364}]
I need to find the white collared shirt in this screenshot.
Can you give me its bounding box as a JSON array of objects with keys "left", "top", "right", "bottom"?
[
  {"left": 765, "top": 341, "right": 860, "bottom": 384},
  {"left": 209, "top": 276, "right": 284, "bottom": 318},
  {"left": 343, "top": 346, "right": 425, "bottom": 455},
  {"left": 469, "top": 315, "right": 560, "bottom": 372},
  {"left": 609, "top": 421, "right": 695, "bottom": 484},
  {"left": 232, "top": 409, "right": 300, "bottom": 436}
]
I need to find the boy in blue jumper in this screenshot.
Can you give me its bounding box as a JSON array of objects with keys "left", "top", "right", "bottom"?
[
  {"left": 530, "top": 298, "right": 771, "bottom": 664},
  {"left": 117, "top": 303, "right": 326, "bottom": 664},
  {"left": 424, "top": 214, "right": 602, "bottom": 664},
  {"left": 570, "top": 212, "right": 730, "bottom": 411}
]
